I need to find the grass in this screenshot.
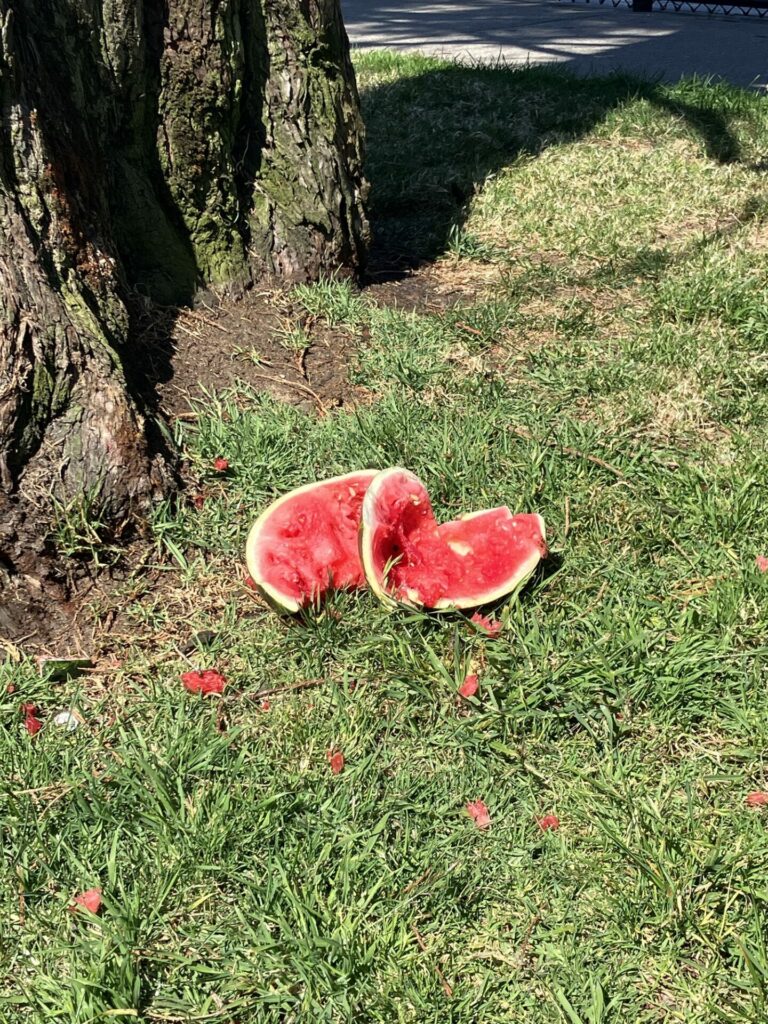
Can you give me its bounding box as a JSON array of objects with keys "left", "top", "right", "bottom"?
[{"left": 4, "top": 52, "right": 768, "bottom": 1022}]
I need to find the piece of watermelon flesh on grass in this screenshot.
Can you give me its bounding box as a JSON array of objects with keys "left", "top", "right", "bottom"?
[
  {"left": 360, "top": 468, "right": 547, "bottom": 609},
  {"left": 245, "top": 470, "right": 378, "bottom": 612}
]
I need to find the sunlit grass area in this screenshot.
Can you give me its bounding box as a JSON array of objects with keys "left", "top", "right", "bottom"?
[{"left": 3, "top": 53, "right": 768, "bottom": 1023}]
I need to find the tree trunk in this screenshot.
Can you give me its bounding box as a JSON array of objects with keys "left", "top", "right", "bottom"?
[{"left": 0, "top": 0, "right": 368, "bottom": 572}]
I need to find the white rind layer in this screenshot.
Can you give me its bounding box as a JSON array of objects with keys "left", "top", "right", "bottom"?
[{"left": 360, "top": 467, "right": 421, "bottom": 606}]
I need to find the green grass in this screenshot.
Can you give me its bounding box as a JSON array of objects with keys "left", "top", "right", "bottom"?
[{"left": 4, "top": 54, "right": 768, "bottom": 1022}]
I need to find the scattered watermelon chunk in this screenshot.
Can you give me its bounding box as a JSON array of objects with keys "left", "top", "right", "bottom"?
[
  {"left": 360, "top": 468, "right": 546, "bottom": 609},
  {"left": 245, "top": 470, "right": 378, "bottom": 613}
]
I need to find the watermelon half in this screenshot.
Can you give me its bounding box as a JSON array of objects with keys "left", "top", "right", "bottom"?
[
  {"left": 360, "top": 468, "right": 547, "bottom": 609},
  {"left": 245, "top": 470, "right": 378, "bottom": 613}
]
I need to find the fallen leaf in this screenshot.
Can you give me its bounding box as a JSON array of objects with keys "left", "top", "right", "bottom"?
[
  {"left": 193, "top": 493, "right": 205, "bottom": 510},
  {"left": 36, "top": 656, "right": 93, "bottom": 680},
  {"left": 470, "top": 612, "right": 502, "bottom": 638},
  {"left": 466, "top": 799, "right": 491, "bottom": 829},
  {"left": 459, "top": 674, "right": 479, "bottom": 698},
  {"left": 327, "top": 749, "right": 344, "bottom": 775},
  {"left": 0, "top": 639, "right": 21, "bottom": 664},
  {"left": 181, "top": 669, "right": 226, "bottom": 695},
  {"left": 214, "top": 457, "right": 229, "bottom": 472},
  {"left": 537, "top": 814, "right": 560, "bottom": 831},
  {"left": 70, "top": 888, "right": 102, "bottom": 915},
  {"left": 756, "top": 556, "right": 768, "bottom": 573},
  {"left": 746, "top": 791, "right": 768, "bottom": 807}
]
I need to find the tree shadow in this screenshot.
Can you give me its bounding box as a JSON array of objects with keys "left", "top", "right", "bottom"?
[{"left": 358, "top": 61, "right": 751, "bottom": 276}]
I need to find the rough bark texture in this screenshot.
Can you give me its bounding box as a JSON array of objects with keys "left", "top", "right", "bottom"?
[
  {"left": 0, "top": 1, "right": 168, "bottom": 570},
  {"left": 254, "top": 0, "right": 369, "bottom": 279},
  {"left": 0, "top": 0, "right": 368, "bottom": 572}
]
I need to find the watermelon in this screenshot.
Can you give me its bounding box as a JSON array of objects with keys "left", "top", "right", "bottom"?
[
  {"left": 245, "top": 470, "right": 378, "bottom": 613},
  {"left": 359, "top": 468, "right": 546, "bottom": 609}
]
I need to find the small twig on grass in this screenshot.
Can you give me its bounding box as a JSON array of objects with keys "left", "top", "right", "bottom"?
[
  {"left": 402, "top": 868, "right": 434, "bottom": 895},
  {"left": 175, "top": 321, "right": 202, "bottom": 340},
  {"left": 14, "top": 783, "right": 75, "bottom": 799},
  {"left": 512, "top": 425, "right": 626, "bottom": 480},
  {"left": 571, "top": 581, "right": 608, "bottom": 624},
  {"left": 174, "top": 645, "right": 198, "bottom": 669},
  {"left": 563, "top": 495, "right": 571, "bottom": 540},
  {"left": 146, "top": 1010, "right": 231, "bottom": 1022},
  {"left": 180, "top": 308, "right": 230, "bottom": 334},
  {"left": 660, "top": 526, "right": 698, "bottom": 570},
  {"left": 245, "top": 677, "right": 328, "bottom": 701},
  {"left": 411, "top": 922, "right": 453, "bottom": 998},
  {"left": 248, "top": 370, "right": 325, "bottom": 412},
  {"left": 40, "top": 786, "right": 79, "bottom": 819},
  {"left": 560, "top": 444, "right": 625, "bottom": 479},
  {"left": 515, "top": 911, "right": 542, "bottom": 967},
  {"left": 455, "top": 321, "right": 484, "bottom": 337}
]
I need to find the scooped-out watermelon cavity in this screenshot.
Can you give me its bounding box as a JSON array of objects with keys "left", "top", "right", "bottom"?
[
  {"left": 245, "top": 470, "right": 378, "bottom": 613},
  {"left": 360, "top": 468, "right": 547, "bottom": 609}
]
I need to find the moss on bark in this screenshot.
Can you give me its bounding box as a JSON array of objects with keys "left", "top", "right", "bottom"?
[{"left": 0, "top": 0, "right": 368, "bottom": 559}]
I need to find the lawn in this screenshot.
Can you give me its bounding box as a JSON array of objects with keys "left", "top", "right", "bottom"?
[{"left": 4, "top": 53, "right": 768, "bottom": 1023}]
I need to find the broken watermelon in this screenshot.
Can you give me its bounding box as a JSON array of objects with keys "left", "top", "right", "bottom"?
[
  {"left": 360, "top": 468, "right": 546, "bottom": 609},
  {"left": 245, "top": 470, "right": 378, "bottom": 613}
]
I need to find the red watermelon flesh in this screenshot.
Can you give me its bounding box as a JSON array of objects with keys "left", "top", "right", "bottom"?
[
  {"left": 245, "top": 470, "right": 378, "bottom": 612},
  {"left": 360, "top": 468, "right": 547, "bottom": 609}
]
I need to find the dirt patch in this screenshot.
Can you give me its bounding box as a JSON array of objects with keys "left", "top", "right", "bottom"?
[
  {"left": 131, "top": 287, "right": 364, "bottom": 419},
  {"left": 1, "top": 568, "right": 107, "bottom": 660},
  {"left": 366, "top": 259, "right": 501, "bottom": 313},
  {"left": 0, "top": 571, "right": 76, "bottom": 657},
  {"left": 3, "top": 262, "right": 496, "bottom": 654},
  {"left": 136, "top": 260, "right": 500, "bottom": 416}
]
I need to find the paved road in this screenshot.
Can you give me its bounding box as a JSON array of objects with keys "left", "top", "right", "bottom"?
[{"left": 342, "top": 0, "right": 768, "bottom": 89}]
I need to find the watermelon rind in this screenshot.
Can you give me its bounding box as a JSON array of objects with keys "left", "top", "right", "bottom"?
[
  {"left": 359, "top": 467, "right": 546, "bottom": 610},
  {"left": 245, "top": 469, "right": 379, "bottom": 614},
  {"left": 359, "top": 467, "right": 420, "bottom": 610}
]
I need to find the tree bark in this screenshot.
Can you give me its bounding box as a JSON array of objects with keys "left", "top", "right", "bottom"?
[{"left": 0, "top": 0, "right": 368, "bottom": 570}]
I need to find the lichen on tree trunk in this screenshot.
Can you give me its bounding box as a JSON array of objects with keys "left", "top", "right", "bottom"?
[
  {"left": 0, "top": 1, "right": 168, "bottom": 555},
  {"left": 252, "top": 0, "right": 369, "bottom": 280},
  {"left": 0, "top": 0, "right": 368, "bottom": 569},
  {"left": 154, "top": 0, "right": 368, "bottom": 287}
]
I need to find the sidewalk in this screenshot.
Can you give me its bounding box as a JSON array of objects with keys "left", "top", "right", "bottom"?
[{"left": 342, "top": 0, "right": 768, "bottom": 89}]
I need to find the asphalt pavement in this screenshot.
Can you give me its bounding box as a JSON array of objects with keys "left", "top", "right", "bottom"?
[{"left": 342, "top": 0, "right": 768, "bottom": 89}]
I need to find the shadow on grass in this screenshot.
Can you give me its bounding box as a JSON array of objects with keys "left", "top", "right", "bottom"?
[{"left": 360, "top": 60, "right": 755, "bottom": 275}]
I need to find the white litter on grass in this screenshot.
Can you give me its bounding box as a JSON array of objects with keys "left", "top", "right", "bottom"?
[{"left": 53, "top": 711, "right": 81, "bottom": 732}]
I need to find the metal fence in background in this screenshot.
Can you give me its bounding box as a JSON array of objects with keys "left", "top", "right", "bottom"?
[{"left": 562, "top": 0, "right": 768, "bottom": 15}]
